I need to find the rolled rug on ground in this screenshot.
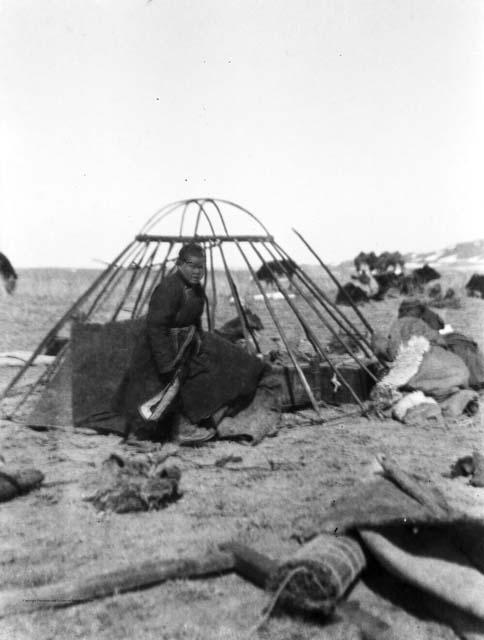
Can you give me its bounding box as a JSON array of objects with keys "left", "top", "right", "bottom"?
[{"left": 267, "top": 533, "right": 366, "bottom": 615}]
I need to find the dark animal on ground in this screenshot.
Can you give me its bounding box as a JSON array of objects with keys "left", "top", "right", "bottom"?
[
  {"left": 335, "top": 282, "right": 369, "bottom": 306},
  {"left": 412, "top": 264, "right": 440, "bottom": 285},
  {"left": 465, "top": 273, "right": 484, "bottom": 298},
  {"left": 254, "top": 259, "right": 297, "bottom": 289},
  {"left": 400, "top": 275, "right": 423, "bottom": 296},
  {"left": 216, "top": 308, "right": 264, "bottom": 343},
  {"left": 400, "top": 265, "right": 440, "bottom": 296},
  {"left": 0, "top": 252, "right": 18, "bottom": 294}
]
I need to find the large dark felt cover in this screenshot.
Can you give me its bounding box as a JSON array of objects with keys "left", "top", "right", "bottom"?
[{"left": 71, "top": 318, "right": 145, "bottom": 433}]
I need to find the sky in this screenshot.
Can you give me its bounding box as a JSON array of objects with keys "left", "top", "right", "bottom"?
[{"left": 1, "top": 0, "right": 484, "bottom": 268}]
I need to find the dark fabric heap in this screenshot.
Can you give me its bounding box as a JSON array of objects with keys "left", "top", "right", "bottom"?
[
  {"left": 179, "top": 331, "right": 266, "bottom": 424},
  {"left": 216, "top": 370, "right": 283, "bottom": 444}
]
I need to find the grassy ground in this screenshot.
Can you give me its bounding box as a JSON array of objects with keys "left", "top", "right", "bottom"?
[{"left": 0, "top": 267, "right": 483, "bottom": 640}]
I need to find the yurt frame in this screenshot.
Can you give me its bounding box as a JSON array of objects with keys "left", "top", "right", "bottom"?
[{"left": 1, "top": 198, "right": 379, "bottom": 422}]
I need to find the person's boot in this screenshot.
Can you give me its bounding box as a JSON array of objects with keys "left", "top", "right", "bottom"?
[{"left": 174, "top": 414, "right": 216, "bottom": 446}]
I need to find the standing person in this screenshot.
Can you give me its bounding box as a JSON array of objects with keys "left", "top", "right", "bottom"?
[{"left": 113, "top": 242, "right": 266, "bottom": 444}]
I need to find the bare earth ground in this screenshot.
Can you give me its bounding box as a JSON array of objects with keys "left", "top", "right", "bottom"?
[{"left": 1, "top": 269, "right": 484, "bottom": 640}]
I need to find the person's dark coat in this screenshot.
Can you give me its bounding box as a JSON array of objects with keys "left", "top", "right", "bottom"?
[{"left": 113, "top": 270, "right": 265, "bottom": 435}]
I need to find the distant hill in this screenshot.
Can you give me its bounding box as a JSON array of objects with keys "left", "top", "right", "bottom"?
[{"left": 405, "top": 239, "right": 484, "bottom": 271}]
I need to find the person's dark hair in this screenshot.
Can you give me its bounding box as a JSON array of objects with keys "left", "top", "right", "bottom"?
[{"left": 177, "top": 243, "right": 205, "bottom": 265}]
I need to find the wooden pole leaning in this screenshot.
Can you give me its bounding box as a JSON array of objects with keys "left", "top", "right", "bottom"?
[
  {"left": 208, "top": 201, "right": 262, "bottom": 351},
  {"left": 273, "top": 241, "right": 375, "bottom": 357},
  {"left": 84, "top": 241, "right": 146, "bottom": 320},
  {"left": 135, "top": 241, "right": 176, "bottom": 318},
  {"left": 111, "top": 241, "right": 151, "bottom": 321},
  {"left": 130, "top": 242, "right": 162, "bottom": 319},
  {"left": 293, "top": 228, "right": 374, "bottom": 335}
]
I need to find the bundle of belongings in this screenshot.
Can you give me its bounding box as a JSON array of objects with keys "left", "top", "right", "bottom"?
[{"left": 370, "top": 299, "right": 484, "bottom": 425}]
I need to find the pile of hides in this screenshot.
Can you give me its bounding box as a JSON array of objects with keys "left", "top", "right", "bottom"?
[
  {"left": 294, "top": 456, "right": 484, "bottom": 638},
  {"left": 86, "top": 450, "right": 181, "bottom": 513},
  {"left": 370, "top": 301, "right": 484, "bottom": 423},
  {"left": 0, "top": 465, "right": 44, "bottom": 503},
  {"left": 216, "top": 370, "right": 283, "bottom": 444}
]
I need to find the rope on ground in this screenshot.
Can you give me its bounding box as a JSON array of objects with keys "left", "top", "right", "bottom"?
[{"left": 245, "top": 567, "right": 309, "bottom": 638}]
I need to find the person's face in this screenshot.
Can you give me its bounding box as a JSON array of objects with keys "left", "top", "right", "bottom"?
[{"left": 179, "top": 254, "right": 205, "bottom": 284}]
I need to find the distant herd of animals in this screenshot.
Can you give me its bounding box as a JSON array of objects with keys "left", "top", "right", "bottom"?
[
  {"left": 1, "top": 249, "right": 484, "bottom": 307},
  {"left": 254, "top": 258, "right": 297, "bottom": 289},
  {"left": 336, "top": 251, "right": 484, "bottom": 305}
]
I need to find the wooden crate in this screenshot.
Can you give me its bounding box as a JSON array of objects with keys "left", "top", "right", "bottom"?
[{"left": 272, "top": 357, "right": 376, "bottom": 409}]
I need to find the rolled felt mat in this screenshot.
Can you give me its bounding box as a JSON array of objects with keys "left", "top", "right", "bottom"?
[{"left": 268, "top": 533, "right": 366, "bottom": 615}]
